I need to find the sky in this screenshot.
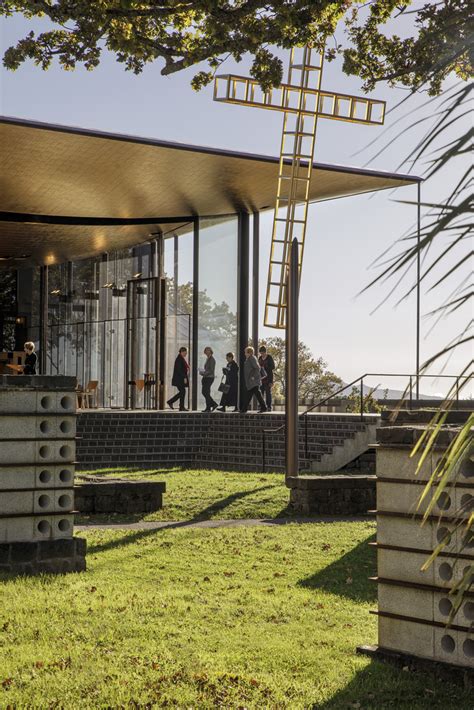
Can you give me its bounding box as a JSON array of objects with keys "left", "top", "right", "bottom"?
[{"left": 0, "top": 8, "right": 471, "bottom": 397}]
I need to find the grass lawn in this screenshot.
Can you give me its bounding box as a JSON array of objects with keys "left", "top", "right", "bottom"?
[
  {"left": 77, "top": 467, "right": 294, "bottom": 523},
  {"left": 1, "top": 520, "right": 471, "bottom": 708}
]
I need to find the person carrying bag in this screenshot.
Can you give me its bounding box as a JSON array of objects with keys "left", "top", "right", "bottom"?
[{"left": 217, "top": 352, "right": 239, "bottom": 412}]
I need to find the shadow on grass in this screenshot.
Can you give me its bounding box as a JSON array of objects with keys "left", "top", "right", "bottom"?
[
  {"left": 77, "top": 466, "right": 185, "bottom": 479},
  {"left": 298, "top": 533, "right": 376, "bottom": 603},
  {"left": 311, "top": 657, "right": 473, "bottom": 709},
  {"left": 87, "top": 484, "right": 276, "bottom": 555}
]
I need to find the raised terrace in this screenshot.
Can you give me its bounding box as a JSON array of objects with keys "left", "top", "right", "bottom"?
[{"left": 76, "top": 410, "right": 379, "bottom": 473}]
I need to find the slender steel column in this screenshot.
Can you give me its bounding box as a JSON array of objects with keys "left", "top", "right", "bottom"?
[
  {"left": 416, "top": 182, "right": 421, "bottom": 399},
  {"left": 173, "top": 233, "right": 179, "bottom": 367},
  {"left": 39, "top": 265, "right": 48, "bottom": 374},
  {"left": 173, "top": 234, "right": 179, "bottom": 312},
  {"left": 237, "top": 211, "right": 250, "bottom": 408},
  {"left": 159, "top": 277, "right": 167, "bottom": 410},
  {"left": 150, "top": 239, "right": 157, "bottom": 277},
  {"left": 155, "top": 234, "right": 165, "bottom": 409},
  {"left": 252, "top": 212, "right": 260, "bottom": 350},
  {"left": 285, "top": 238, "right": 299, "bottom": 481},
  {"left": 66, "top": 260, "right": 73, "bottom": 324},
  {"left": 191, "top": 218, "right": 199, "bottom": 410}
]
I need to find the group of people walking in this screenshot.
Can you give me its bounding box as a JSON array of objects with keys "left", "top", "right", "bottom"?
[{"left": 167, "top": 344, "right": 275, "bottom": 413}]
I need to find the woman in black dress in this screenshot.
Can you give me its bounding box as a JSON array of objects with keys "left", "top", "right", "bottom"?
[
  {"left": 167, "top": 346, "right": 189, "bottom": 411},
  {"left": 23, "top": 342, "right": 37, "bottom": 375},
  {"left": 216, "top": 352, "right": 239, "bottom": 412}
]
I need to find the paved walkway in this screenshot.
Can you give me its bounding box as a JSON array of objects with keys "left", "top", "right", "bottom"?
[{"left": 76, "top": 515, "right": 371, "bottom": 532}]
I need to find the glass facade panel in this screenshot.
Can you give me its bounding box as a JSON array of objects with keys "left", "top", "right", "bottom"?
[
  {"left": 197, "top": 216, "right": 238, "bottom": 409},
  {"left": 10, "top": 214, "right": 240, "bottom": 409},
  {"left": 44, "top": 246, "right": 156, "bottom": 408},
  {"left": 163, "top": 224, "right": 193, "bottom": 406}
]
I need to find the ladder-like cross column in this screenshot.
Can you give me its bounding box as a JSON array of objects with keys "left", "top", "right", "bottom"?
[{"left": 214, "top": 46, "right": 386, "bottom": 329}]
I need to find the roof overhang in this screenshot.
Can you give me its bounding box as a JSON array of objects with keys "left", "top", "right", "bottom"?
[{"left": 0, "top": 116, "right": 421, "bottom": 265}]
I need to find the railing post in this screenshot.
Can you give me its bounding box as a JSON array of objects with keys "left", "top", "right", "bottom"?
[
  {"left": 455, "top": 377, "right": 459, "bottom": 404},
  {"left": 360, "top": 378, "right": 364, "bottom": 421},
  {"left": 409, "top": 376, "right": 413, "bottom": 409}
]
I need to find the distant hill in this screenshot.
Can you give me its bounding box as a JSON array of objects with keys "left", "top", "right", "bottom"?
[{"left": 341, "top": 383, "right": 441, "bottom": 401}]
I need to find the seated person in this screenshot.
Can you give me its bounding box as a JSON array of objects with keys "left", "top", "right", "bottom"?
[{"left": 23, "top": 342, "right": 37, "bottom": 375}]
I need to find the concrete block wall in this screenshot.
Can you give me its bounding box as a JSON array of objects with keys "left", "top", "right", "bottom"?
[
  {"left": 287, "top": 474, "right": 376, "bottom": 515},
  {"left": 374, "top": 434, "right": 474, "bottom": 670},
  {"left": 0, "top": 376, "right": 86, "bottom": 575}
]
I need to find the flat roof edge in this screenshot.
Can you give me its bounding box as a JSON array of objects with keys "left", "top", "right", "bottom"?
[{"left": 0, "top": 114, "right": 423, "bottom": 184}]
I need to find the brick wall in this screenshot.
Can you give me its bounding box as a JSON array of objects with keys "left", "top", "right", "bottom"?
[{"left": 77, "top": 411, "right": 374, "bottom": 472}]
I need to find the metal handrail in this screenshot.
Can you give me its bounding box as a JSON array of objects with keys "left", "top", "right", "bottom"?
[
  {"left": 262, "top": 424, "right": 285, "bottom": 472},
  {"left": 300, "top": 372, "right": 472, "bottom": 460}
]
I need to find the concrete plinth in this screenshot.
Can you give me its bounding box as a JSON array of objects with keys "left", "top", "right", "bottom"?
[
  {"left": 0, "top": 376, "right": 86, "bottom": 576},
  {"left": 0, "top": 537, "right": 86, "bottom": 576},
  {"left": 75, "top": 478, "right": 166, "bottom": 514},
  {"left": 287, "top": 474, "right": 376, "bottom": 515}
]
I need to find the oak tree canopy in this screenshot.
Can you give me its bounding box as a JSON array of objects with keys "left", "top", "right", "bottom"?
[{"left": 2, "top": 1, "right": 472, "bottom": 95}]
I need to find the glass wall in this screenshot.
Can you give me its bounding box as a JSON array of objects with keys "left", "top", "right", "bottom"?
[
  {"left": 46, "top": 249, "right": 138, "bottom": 408},
  {"left": 16, "top": 214, "right": 239, "bottom": 409},
  {"left": 197, "top": 216, "right": 238, "bottom": 409}
]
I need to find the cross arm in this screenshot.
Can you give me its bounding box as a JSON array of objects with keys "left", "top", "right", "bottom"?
[{"left": 214, "top": 74, "right": 385, "bottom": 126}]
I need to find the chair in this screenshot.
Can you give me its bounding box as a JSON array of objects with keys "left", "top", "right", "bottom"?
[
  {"left": 81, "top": 380, "right": 99, "bottom": 409},
  {"left": 75, "top": 384, "right": 84, "bottom": 410}
]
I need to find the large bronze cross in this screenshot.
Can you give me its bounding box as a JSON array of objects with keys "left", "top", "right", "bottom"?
[{"left": 214, "top": 46, "right": 386, "bottom": 328}]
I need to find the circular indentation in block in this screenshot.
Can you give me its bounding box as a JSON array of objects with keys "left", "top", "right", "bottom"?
[
  {"left": 40, "top": 395, "right": 53, "bottom": 410},
  {"left": 437, "top": 492, "right": 452, "bottom": 511},
  {"left": 438, "top": 598, "right": 453, "bottom": 617},
  {"left": 460, "top": 494, "right": 474, "bottom": 512},
  {"left": 438, "top": 562, "right": 453, "bottom": 581},
  {"left": 39, "top": 445, "right": 51, "bottom": 459},
  {"left": 463, "top": 639, "right": 474, "bottom": 658},
  {"left": 60, "top": 445, "right": 72, "bottom": 460},
  {"left": 441, "top": 634, "right": 455, "bottom": 654},
  {"left": 38, "top": 469, "right": 52, "bottom": 484},
  {"left": 460, "top": 458, "right": 474, "bottom": 479},
  {"left": 38, "top": 494, "right": 51, "bottom": 509},
  {"left": 436, "top": 527, "right": 452, "bottom": 545},
  {"left": 58, "top": 494, "right": 72, "bottom": 509},
  {"left": 58, "top": 519, "right": 70, "bottom": 532},
  {"left": 463, "top": 601, "right": 474, "bottom": 621},
  {"left": 59, "top": 469, "right": 73, "bottom": 484},
  {"left": 60, "top": 395, "right": 74, "bottom": 411},
  {"left": 60, "top": 420, "right": 73, "bottom": 434},
  {"left": 37, "top": 520, "right": 50, "bottom": 535},
  {"left": 39, "top": 420, "right": 51, "bottom": 434}
]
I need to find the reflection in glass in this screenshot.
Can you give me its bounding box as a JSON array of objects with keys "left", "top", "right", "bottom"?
[
  {"left": 19, "top": 216, "right": 239, "bottom": 410},
  {"left": 197, "top": 217, "right": 238, "bottom": 408}
]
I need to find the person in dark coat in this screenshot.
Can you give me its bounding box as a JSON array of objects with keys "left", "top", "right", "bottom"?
[
  {"left": 200, "top": 346, "right": 218, "bottom": 412},
  {"left": 22, "top": 342, "right": 37, "bottom": 375},
  {"left": 216, "top": 352, "right": 239, "bottom": 412},
  {"left": 167, "top": 346, "right": 189, "bottom": 411},
  {"left": 241, "top": 346, "right": 267, "bottom": 413},
  {"left": 258, "top": 345, "right": 276, "bottom": 411}
]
